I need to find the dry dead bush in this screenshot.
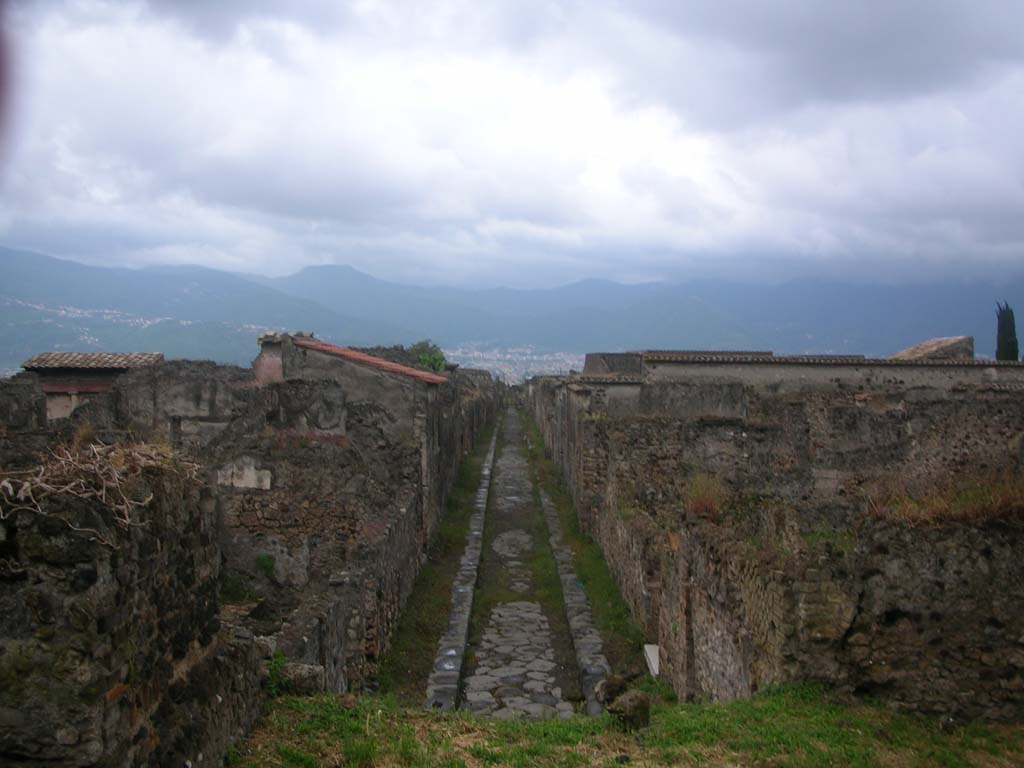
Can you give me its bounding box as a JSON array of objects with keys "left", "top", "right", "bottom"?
[
  {"left": 0, "top": 440, "right": 200, "bottom": 547},
  {"left": 685, "top": 473, "right": 727, "bottom": 521}
]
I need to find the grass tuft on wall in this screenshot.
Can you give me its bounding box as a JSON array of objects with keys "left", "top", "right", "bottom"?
[{"left": 867, "top": 469, "right": 1024, "bottom": 525}]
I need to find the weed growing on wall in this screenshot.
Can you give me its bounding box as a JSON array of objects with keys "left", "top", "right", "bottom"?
[
  {"left": 220, "top": 573, "right": 257, "bottom": 604},
  {"left": 866, "top": 469, "right": 1024, "bottom": 524},
  {"left": 684, "top": 473, "right": 727, "bottom": 521},
  {"left": 802, "top": 525, "right": 857, "bottom": 557},
  {"left": 267, "top": 651, "right": 288, "bottom": 697},
  {"left": 255, "top": 553, "right": 276, "bottom": 579}
]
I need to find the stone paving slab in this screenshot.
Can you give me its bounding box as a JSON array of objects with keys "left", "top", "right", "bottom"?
[
  {"left": 464, "top": 600, "right": 573, "bottom": 720},
  {"left": 425, "top": 431, "right": 498, "bottom": 710}
]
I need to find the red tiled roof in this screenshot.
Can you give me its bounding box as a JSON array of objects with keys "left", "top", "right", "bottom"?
[
  {"left": 292, "top": 338, "right": 447, "bottom": 384},
  {"left": 22, "top": 352, "right": 164, "bottom": 370}
]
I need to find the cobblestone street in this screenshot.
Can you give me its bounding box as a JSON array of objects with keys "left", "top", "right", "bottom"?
[
  {"left": 456, "top": 409, "right": 606, "bottom": 719},
  {"left": 463, "top": 601, "right": 574, "bottom": 719}
]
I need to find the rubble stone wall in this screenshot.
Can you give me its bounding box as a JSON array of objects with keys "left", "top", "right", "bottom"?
[
  {"left": 100, "top": 353, "right": 500, "bottom": 693},
  {"left": 529, "top": 363, "right": 1024, "bottom": 719},
  {"left": 0, "top": 468, "right": 263, "bottom": 767},
  {"left": 0, "top": 342, "right": 500, "bottom": 765}
]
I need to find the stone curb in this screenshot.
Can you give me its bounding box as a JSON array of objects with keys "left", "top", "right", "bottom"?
[
  {"left": 424, "top": 430, "right": 498, "bottom": 710},
  {"left": 540, "top": 489, "right": 611, "bottom": 716}
]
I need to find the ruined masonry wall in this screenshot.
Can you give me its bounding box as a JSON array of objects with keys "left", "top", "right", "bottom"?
[
  {"left": 106, "top": 357, "right": 499, "bottom": 694},
  {"left": 0, "top": 350, "right": 500, "bottom": 766},
  {"left": 529, "top": 366, "right": 1024, "bottom": 720},
  {"left": 0, "top": 471, "right": 262, "bottom": 767}
]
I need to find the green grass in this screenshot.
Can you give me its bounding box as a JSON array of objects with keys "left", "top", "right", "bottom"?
[
  {"left": 521, "top": 410, "right": 646, "bottom": 675},
  {"left": 234, "top": 684, "right": 1024, "bottom": 767},
  {"left": 377, "top": 421, "right": 497, "bottom": 703},
  {"left": 521, "top": 434, "right": 577, "bottom": 644}
]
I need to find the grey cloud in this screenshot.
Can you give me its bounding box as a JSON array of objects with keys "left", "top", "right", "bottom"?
[
  {"left": 144, "top": 0, "right": 573, "bottom": 55},
  {"left": 1, "top": 0, "right": 1023, "bottom": 287},
  {"left": 634, "top": 1, "right": 1024, "bottom": 106},
  {"left": 144, "top": 0, "right": 354, "bottom": 39}
]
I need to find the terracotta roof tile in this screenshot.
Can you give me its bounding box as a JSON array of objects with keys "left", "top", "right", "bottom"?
[
  {"left": 293, "top": 338, "right": 447, "bottom": 384},
  {"left": 22, "top": 352, "right": 164, "bottom": 370}
]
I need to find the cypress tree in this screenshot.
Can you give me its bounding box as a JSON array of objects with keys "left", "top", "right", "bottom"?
[{"left": 996, "top": 302, "right": 1020, "bottom": 361}]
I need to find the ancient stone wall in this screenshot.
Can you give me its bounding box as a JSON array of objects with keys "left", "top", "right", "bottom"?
[
  {"left": 79, "top": 349, "right": 500, "bottom": 694},
  {"left": 0, "top": 337, "right": 500, "bottom": 765},
  {"left": 529, "top": 361, "right": 1024, "bottom": 719},
  {"left": 0, "top": 374, "right": 48, "bottom": 466},
  {"left": 0, "top": 461, "right": 263, "bottom": 766},
  {"left": 111, "top": 360, "right": 255, "bottom": 451}
]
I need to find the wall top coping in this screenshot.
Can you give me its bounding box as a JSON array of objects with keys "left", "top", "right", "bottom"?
[
  {"left": 573, "top": 375, "right": 643, "bottom": 385},
  {"left": 641, "top": 351, "right": 1024, "bottom": 367},
  {"left": 641, "top": 350, "right": 774, "bottom": 359}
]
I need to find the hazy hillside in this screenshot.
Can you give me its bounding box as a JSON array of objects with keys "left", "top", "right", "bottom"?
[
  {"left": 1, "top": 247, "right": 1021, "bottom": 373},
  {"left": 271, "top": 267, "right": 753, "bottom": 351},
  {"left": 686, "top": 278, "right": 1024, "bottom": 357},
  {"left": 0, "top": 248, "right": 412, "bottom": 372},
  {"left": 269, "top": 265, "right": 1022, "bottom": 358}
]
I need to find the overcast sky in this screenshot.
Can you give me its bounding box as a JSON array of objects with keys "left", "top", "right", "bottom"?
[{"left": 1, "top": 0, "right": 1022, "bottom": 287}]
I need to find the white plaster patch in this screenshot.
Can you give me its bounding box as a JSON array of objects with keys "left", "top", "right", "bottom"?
[{"left": 217, "top": 457, "right": 271, "bottom": 490}]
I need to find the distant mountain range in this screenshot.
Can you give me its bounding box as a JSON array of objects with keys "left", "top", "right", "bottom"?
[{"left": 1, "top": 246, "right": 1021, "bottom": 374}]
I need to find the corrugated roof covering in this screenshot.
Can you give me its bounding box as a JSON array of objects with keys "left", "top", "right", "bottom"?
[
  {"left": 22, "top": 352, "right": 164, "bottom": 370},
  {"left": 292, "top": 338, "right": 447, "bottom": 384}
]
